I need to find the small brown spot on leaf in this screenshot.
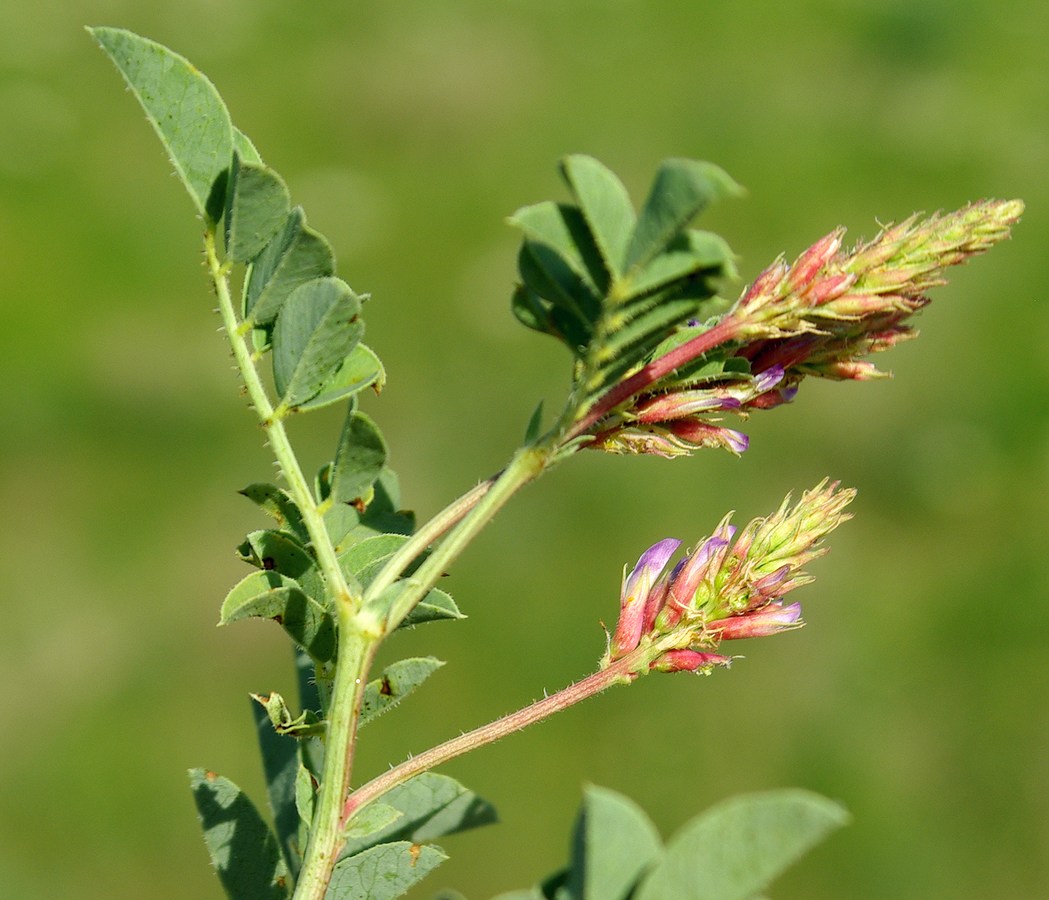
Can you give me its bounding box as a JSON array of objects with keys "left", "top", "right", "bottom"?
[
  {"left": 379, "top": 677, "right": 393, "bottom": 696},
  {"left": 408, "top": 844, "right": 421, "bottom": 866}
]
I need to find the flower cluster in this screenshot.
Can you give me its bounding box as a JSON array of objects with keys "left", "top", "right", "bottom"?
[
  {"left": 604, "top": 480, "right": 855, "bottom": 675},
  {"left": 584, "top": 199, "right": 1022, "bottom": 458}
]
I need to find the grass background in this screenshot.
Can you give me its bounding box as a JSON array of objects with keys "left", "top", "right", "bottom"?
[{"left": 1, "top": 1, "right": 1047, "bottom": 897}]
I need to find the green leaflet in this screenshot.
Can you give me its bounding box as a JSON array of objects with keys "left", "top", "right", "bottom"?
[
  {"left": 511, "top": 201, "right": 608, "bottom": 300},
  {"left": 327, "top": 842, "right": 447, "bottom": 900},
  {"left": 330, "top": 409, "right": 387, "bottom": 506},
  {"left": 324, "top": 467, "right": 416, "bottom": 552},
  {"left": 236, "top": 529, "right": 315, "bottom": 581},
  {"left": 340, "top": 773, "right": 498, "bottom": 860},
  {"left": 341, "top": 802, "right": 404, "bottom": 842},
  {"left": 295, "top": 343, "right": 385, "bottom": 413},
  {"left": 238, "top": 484, "right": 311, "bottom": 545},
  {"left": 234, "top": 127, "right": 263, "bottom": 164},
  {"left": 623, "top": 158, "right": 741, "bottom": 274},
  {"left": 246, "top": 207, "right": 336, "bottom": 325},
  {"left": 272, "top": 276, "right": 365, "bottom": 411},
  {"left": 559, "top": 155, "right": 636, "bottom": 280},
  {"left": 224, "top": 151, "right": 292, "bottom": 263},
  {"left": 566, "top": 786, "right": 664, "bottom": 900},
  {"left": 358, "top": 657, "right": 445, "bottom": 726},
  {"left": 220, "top": 570, "right": 336, "bottom": 664},
  {"left": 634, "top": 789, "right": 849, "bottom": 900},
  {"left": 188, "top": 769, "right": 291, "bottom": 900},
  {"left": 394, "top": 583, "right": 463, "bottom": 627},
  {"left": 90, "top": 27, "right": 234, "bottom": 222}
]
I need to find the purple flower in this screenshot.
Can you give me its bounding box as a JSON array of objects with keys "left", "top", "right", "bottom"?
[{"left": 610, "top": 538, "right": 679, "bottom": 657}]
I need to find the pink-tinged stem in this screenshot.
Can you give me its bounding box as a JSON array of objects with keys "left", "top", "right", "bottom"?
[
  {"left": 567, "top": 316, "right": 743, "bottom": 441},
  {"left": 339, "top": 651, "right": 647, "bottom": 830}
]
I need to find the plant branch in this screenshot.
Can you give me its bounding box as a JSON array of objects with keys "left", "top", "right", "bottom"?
[
  {"left": 293, "top": 629, "right": 376, "bottom": 900},
  {"left": 567, "top": 315, "right": 743, "bottom": 441},
  {"left": 204, "top": 231, "right": 360, "bottom": 617},
  {"left": 360, "top": 446, "right": 550, "bottom": 634},
  {"left": 359, "top": 474, "right": 500, "bottom": 615},
  {"left": 340, "top": 645, "right": 659, "bottom": 828}
]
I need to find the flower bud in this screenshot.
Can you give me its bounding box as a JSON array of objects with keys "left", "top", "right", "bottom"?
[
  {"left": 711, "top": 601, "right": 803, "bottom": 639},
  {"left": 651, "top": 648, "right": 732, "bottom": 673},
  {"left": 610, "top": 538, "right": 679, "bottom": 657}
]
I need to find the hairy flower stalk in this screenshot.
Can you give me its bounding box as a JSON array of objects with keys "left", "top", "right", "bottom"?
[
  {"left": 603, "top": 480, "right": 855, "bottom": 674},
  {"left": 583, "top": 199, "right": 1023, "bottom": 457}
]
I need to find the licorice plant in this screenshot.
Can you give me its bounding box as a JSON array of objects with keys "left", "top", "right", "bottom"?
[{"left": 91, "top": 26, "right": 1022, "bottom": 900}]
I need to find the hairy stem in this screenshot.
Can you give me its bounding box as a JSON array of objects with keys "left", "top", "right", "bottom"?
[
  {"left": 293, "top": 628, "right": 375, "bottom": 900},
  {"left": 567, "top": 315, "right": 743, "bottom": 441},
  {"left": 205, "top": 231, "right": 360, "bottom": 618},
  {"left": 341, "top": 647, "right": 655, "bottom": 827},
  {"left": 208, "top": 230, "right": 383, "bottom": 894},
  {"left": 359, "top": 445, "right": 551, "bottom": 634},
  {"left": 360, "top": 474, "right": 499, "bottom": 615}
]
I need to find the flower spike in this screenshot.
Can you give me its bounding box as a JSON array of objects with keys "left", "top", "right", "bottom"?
[
  {"left": 603, "top": 480, "right": 855, "bottom": 676},
  {"left": 577, "top": 199, "right": 1022, "bottom": 458}
]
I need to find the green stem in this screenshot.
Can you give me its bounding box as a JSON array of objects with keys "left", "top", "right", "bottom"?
[
  {"left": 341, "top": 648, "right": 654, "bottom": 825},
  {"left": 207, "top": 231, "right": 381, "bottom": 894},
  {"left": 293, "top": 626, "right": 375, "bottom": 900},
  {"left": 205, "top": 231, "right": 359, "bottom": 617},
  {"left": 359, "top": 445, "right": 551, "bottom": 634},
  {"left": 360, "top": 474, "right": 499, "bottom": 615},
  {"left": 567, "top": 315, "right": 743, "bottom": 441}
]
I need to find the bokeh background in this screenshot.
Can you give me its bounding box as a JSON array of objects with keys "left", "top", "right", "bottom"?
[{"left": 2, "top": 1, "right": 1046, "bottom": 897}]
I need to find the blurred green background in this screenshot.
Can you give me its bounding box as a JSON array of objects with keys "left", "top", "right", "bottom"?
[{"left": 2, "top": 1, "right": 1046, "bottom": 897}]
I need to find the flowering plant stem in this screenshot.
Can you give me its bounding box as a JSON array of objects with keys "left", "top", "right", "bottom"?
[
  {"left": 341, "top": 643, "right": 660, "bottom": 843},
  {"left": 209, "top": 222, "right": 570, "bottom": 895},
  {"left": 205, "top": 230, "right": 358, "bottom": 620},
  {"left": 568, "top": 317, "right": 742, "bottom": 441},
  {"left": 91, "top": 29, "right": 1025, "bottom": 900}
]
